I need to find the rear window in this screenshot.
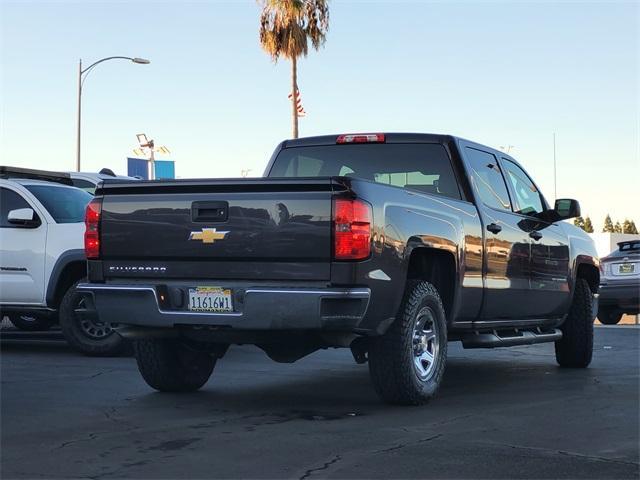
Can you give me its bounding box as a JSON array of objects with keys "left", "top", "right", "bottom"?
[
  {"left": 608, "top": 241, "right": 640, "bottom": 258},
  {"left": 25, "top": 185, "right": 92, "bottom": 223},
  {"left": 71, "top": 178, "right": 97, "bottom": 195},
  {"left": 269, "top": 143, "right": 462, "bottom": 200}
]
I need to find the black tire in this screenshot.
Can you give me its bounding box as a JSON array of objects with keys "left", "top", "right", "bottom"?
[
  {"left": 368, "top": 281, "right": 448, "bottom": 405},
  {"left": 8, "top": 313, "right": 55, "bottom": 331},
  {"left": 555, "top": 278, "right": 594, "bottom": 368},
  {"left": 134, "top": 338, "right": 215, "bottom": 392},
  {"left": 597, "top": 307, "right": 622, "bottom": 325},
  {"left": 59, "top": 278, "right": 126, "bottom": 356}
]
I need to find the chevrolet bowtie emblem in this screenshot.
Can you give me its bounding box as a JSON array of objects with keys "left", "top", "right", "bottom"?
[{"left": 189, "top": 228, "right": 229, "bottom": 244}]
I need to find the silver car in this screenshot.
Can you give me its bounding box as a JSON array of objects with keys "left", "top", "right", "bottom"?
[{"left": 598, "top": 240, "right": 640, "bottom": 324}]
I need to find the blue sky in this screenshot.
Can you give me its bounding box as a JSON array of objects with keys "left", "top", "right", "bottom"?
[{"left": 1, "top": 0, "right": 638, "bottom": 228}]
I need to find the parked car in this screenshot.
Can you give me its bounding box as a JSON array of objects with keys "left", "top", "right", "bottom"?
[
  {"left": 0, "top": 167, "right": 126, "bottom": 355},
  {"left": 69, "top": 168, "right": 138, "bottom": 195},
  {"left": 598, "top": 240, "right": 640, "bottom": 324},
  {"left": 77, "top": 133, "right": 599, "bottom": 404}
]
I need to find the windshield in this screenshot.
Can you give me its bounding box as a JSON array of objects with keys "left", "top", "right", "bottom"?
[
  {"left": 269, "top": 143, "right": 462, "bottom": 200},
  {"left": 25, "top": 185, "right": 92, "bottom": 223}
]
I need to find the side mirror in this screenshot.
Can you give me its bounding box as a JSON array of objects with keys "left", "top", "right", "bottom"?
[
  {"left": 7, "top": 208, "right": 40, "bottom": 227},
  {"left": 554, "top": 198, "right": 580, "bottom": 221}
]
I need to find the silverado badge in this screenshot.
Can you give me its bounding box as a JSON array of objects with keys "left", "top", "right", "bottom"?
[{"left": 189, "top": 228, "right": 229, "bottom": 244}]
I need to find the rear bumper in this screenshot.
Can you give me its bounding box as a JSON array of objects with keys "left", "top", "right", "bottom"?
[
  {"left": 76, "top": 283, "right": 371, "bottom": 331},
  {"left": 598, "top": 280, "right": 640, "bottom": 311}
]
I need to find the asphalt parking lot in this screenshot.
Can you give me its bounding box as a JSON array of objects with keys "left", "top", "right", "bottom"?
[{"left": 1, "top": 326, "right": 638, "bottom": 479}]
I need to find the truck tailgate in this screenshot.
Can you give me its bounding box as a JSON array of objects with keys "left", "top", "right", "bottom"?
[{"left": 98, "top": 178, "right": 338, "bottom": 281}]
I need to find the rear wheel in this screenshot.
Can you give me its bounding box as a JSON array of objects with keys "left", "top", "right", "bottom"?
[
  {"left": 8, "top": 313, "right": 55, "bottom": 331},
  {"left": 555, "top": 278, "right": 594, "bottom": 368},
  {"left": 368, "top": 281, "right": 447, "bottom": 405},
  {"left": 59, "top": 278, "right": 126, "bottom": 356},
  {"left": 134, "top": 338, "right": 215, "bottom": 392},
  {"left": 597, "top": 307, "right": 622, "bottom": 325}
]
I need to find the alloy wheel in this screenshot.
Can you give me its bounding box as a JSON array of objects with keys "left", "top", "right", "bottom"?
[{"left": 412, "top": 306, "right": 440, "bottom": 380}]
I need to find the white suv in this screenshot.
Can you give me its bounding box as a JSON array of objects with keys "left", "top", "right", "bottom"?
[{"left": 0, "top": 168, "right": 126, "bottom": 355}]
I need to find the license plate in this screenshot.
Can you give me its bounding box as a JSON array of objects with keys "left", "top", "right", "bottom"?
[
  {"left": 188, "top": 287, "right": 233, "bottom": 312},
  {"left": 619, "top": 263, "right": 635, "bottom": 274}
]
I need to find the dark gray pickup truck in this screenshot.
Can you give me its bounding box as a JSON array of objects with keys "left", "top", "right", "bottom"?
[{"left": 77, "top": 133, "right": 599, "bottom": 405}]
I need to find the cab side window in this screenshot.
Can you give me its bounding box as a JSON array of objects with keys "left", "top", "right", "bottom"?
[
  {"left": 501, "top": 159, "right": 544, "bottom": 216},
  {"left": 0, "top": 188, "right": 32, "bottom": 228},
  {"left": 464, "top": 148, "right": 512, "bottom": 211}
]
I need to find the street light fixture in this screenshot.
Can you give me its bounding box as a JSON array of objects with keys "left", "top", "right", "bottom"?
[{"left": 76, "top": 56, "right": 150, "bottom": 172}]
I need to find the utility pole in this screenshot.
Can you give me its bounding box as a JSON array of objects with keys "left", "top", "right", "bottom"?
[{"left": 136, "top": 134, "right": 157, "bottom": 180}]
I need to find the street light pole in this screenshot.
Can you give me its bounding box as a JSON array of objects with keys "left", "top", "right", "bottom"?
[
  {"left": 76, "top": 59, "right": 82, "bottom": 173},
  {"left": 553, "top": 132, "right": 557, "bottom": 201},
  {"left": 75, "top": 56, "right": 150, "bottom": 172}
]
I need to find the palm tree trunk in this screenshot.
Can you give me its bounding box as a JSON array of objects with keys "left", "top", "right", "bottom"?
[{"left": 291, "top": 56, "right": 299, "bottom": 139}]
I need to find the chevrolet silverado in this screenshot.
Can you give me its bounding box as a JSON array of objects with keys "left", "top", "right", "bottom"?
[{"left": 77, "top": 133, "right": 599, "bottom": 405}]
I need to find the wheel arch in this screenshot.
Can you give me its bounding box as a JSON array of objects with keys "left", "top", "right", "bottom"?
[
  {"left": 45, "top": 250, "right": 86, "bottom": 309},
  {"left": 405, "top": 247, "right": 457, "bottom": 323},
  {"left": 575, "top": 260, "right": 599, "bottom": 294}
]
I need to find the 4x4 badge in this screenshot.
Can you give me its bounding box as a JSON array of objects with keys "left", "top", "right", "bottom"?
[{"left": 189, "top": 228, "right": 229, "bottom": 244}]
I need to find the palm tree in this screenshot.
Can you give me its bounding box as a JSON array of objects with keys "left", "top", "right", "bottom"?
[{"left": 259, "top": 0, "right": 329, "bottom": 138}]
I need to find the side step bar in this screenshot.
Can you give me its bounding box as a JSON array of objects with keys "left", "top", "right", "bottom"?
[{"left": 461, "top": 327, "right": 562, "bottom": 349}]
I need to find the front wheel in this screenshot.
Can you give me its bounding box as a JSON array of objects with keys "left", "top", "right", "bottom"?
[
  {"left": 134, "top": 338, "right": 216, "bottom": 392},
  {"left": 59, "top": 278, "right": 126, "bottom": 356},
  {"left": 598, "top": 307, "right": 622, "bottom": 325},
  {"left": 368, "top": 281, "right": 448, "bottom": 405},
  {"left": 555, "top": 278, "right": 594, "bottom": 368}
]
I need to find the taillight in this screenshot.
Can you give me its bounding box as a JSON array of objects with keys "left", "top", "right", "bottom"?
[
  {"left": 84, "top": 198, "right": 102, "bottom": 259},
  {"left": 336, "top": 133, "right": 385, "bottom": 144},
  {"left": 333, "top": 198, "right": 372, "bottom": 260},
  {"left": 599, "top": 262, "right": 609, "bottom": 276}
]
